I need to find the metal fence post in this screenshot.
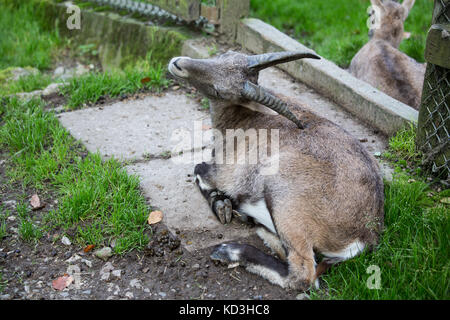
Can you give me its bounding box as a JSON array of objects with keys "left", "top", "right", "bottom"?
[{"left": 417, "top": 0, "right": 449, "bottom": 184}]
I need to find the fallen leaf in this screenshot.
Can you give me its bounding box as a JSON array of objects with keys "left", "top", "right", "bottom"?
[
  {"left": 140, "top": 77, "right": 151, "bottom": 84},
  {"left": 148, "top": 211, "right": 163, "bottom": 225},
  {"left": 30, "top": 194, "right": 45, "bottom": 211},
  {"left": 440, "top": 197, "right": 450, "bottom": 204},
  {"left": 52, "top": 274, "right": 74, "bottom": 291},
  {"left": 84, "top": 244, "right": 95, "bottom": 253}
]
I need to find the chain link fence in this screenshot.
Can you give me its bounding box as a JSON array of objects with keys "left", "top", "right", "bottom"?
[
  {"left": 417, "top": 0, "right": 449, "bottom": 185},
  {"left": 84, "top": 0, "right": 212, "bottom": 29}
]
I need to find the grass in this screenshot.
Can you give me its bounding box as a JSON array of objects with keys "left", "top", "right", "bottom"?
[
  {"left": 0, "top": 0, "right": 62, "bottom": 70},
  {"left": 250, "top": 0, "right": 433, "bottom": 67},
  {"left": 0, "top": 207, "right": 7, "bottom": 241},
  {"left": 0, "top": 97, "right": 151, "bottom": 253},
  {"left": 0, "top": 272, "right": 6, "bottom": 293},
  {"left": 310, "top": 126, "right": 449, "bottom": 300},
  {"left": 61, "top": 54, "right": 171, "bottom": 109},
  {"left": 0, "top": 71, "right": 53, "bottom": 96}
]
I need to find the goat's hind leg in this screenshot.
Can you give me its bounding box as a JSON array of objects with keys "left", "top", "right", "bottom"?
[
  {"left": 194, "top": 162, "right": 233, "bottom": 224},
  {"left": 210, "top": 242, "right": 290, "bottom": 288}
]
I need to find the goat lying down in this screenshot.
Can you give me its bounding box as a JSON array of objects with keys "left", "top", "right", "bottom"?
[
  {"left": 168, "top": 51, "right": 384, "bottom": 291},
  {"left": 349, "top": 0, "right": 425, "bottom": 109}
]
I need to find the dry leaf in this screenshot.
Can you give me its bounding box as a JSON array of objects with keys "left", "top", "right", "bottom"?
[
  {"left": 148, "top": 211, "right": 163, "bottom": 225},
  {"left": 141, "top": 77, "right": 151, "bottom": 84},
  {"left": 440, "top": 197, "right": 450, "bottom": 205},
  {"left": 84, "top": 244, "right": 95, "bottom": 253},
  {"left": 52, "top": 274, "right": 74, "bottom": 291},
  {"left": 30, "top": 194, "right": 45, "bottom": 211}
]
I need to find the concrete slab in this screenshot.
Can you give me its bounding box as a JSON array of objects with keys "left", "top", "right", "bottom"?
[
  {"left": 58, "top": 92, "right": 211, "bottom": 161},
  {"left": 126, "top": 155, "right": 253, "bottom": 252},
  {"left": 258, "top": 68, "right": 388, "bottom": 155}
]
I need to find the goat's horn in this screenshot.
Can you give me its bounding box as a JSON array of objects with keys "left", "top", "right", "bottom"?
[
  {"left": 242, "top": 81, "right": 304, "bottom": 129},
  {"left": 247, "top": 51, "right": 320, "bottom": 72}
]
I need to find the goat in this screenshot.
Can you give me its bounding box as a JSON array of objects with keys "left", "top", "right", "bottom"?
[
  {"left": 349, "top": 0, "right": 426, "bottom": 110},
  {"left": 168, "top": 50, "right": 385, "bottom": 291}
]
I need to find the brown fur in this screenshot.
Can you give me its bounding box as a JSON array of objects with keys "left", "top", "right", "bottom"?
[
  {"left": 168, "top": 51, "right": 384, "bottom": 290},
  {"left": 349, "top": 0, "right": 425, "bottom": 109}
]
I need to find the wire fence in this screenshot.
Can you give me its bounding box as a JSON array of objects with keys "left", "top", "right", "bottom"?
[
  {"left": 85, "top": 0, "right": 212, "bottom": 29},
  {"left": 417, "top": 0, "right": 449, "bottom": 185}
]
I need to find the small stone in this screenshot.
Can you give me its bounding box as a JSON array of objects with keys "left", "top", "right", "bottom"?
[
  {"left": 158, "top": 292, "right": 167, "bottom": 298},
  {"left": 373, "top": 151, "right": 382, "bottom": 157},
  {"left": 100, "top": 272, "right": 110, "bottom": 282},
  {"left": 42, "top": 83, "right": 63, "bottom": 96},
  {"left": 4, "top": 200, "right": 17, "bottom": 209},
  {"left": 125, "top": 292, "right": 134, "bottom": 299},
  {"left": 94, "top": 247, "right": 113, "bottom": 261},
  {"left": 59, "top": 292, "right": 69, "bottom": 298},
  {"left": 64, "top": 252, "right": 72, "bottom": 259},
  {"left": 61, "top": 236, "right": 71, "bottom": 246},
  {"left": 143, "top": 288, "right": 150, "bottom": 293},
  {"left": 192, "top": 263, "right": 200, "bottom": 270},
  {"left": 82, "top": 290, "right": 91, "bottom": 295},
  {"left": 142, "top": 267, "right": 150, "bottom": 274},
  {"left": 0, "top": 294, "right": 11, "bottom": 300},
  {"left": 100, "top": 262, "right": 114, "bottom": 274},
  {"left": 111, "top": 270, "right": 122, "bottom": 279},
  {"left": 53, "top": 67, "right": 65, "bottom": 78},
  {"left": 296, "top": 293, "right": 310, "bottom": 300},
  {"left": 130, "top": 279, "right": 142, "bottom": 290},
  {"left": 81, "top": 259, "right": 92, "bottom": 268}
]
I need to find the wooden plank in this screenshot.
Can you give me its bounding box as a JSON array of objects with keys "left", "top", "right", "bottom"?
[
  {"left": 425, "top": 24, "right": 450, "bottom": 69},
  {"left": 146, "top": 0, "right": 200, "bottom": 22},
  {"left": 218, "top": 0, "right": 250, "bottom": 39}
]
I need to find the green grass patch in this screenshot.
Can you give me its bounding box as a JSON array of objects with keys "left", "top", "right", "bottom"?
[
  {"left": 250, "top": 0, "right": 433, "bottom": 67},
  {"left": 0, "top": 272, "right": 6, "bottom": 293},
  {"left": 311, "top": 174, "right": 449, "bottom": 300},
  {"left": 0, "top": 70, "right": 53, "bottom": 96},
  {"left": 0, "top": 0, "right": 62, "bottom": 70},
  {"left": 61, "top": 54, "right": 170, "bottom": 109},
  {"left": 0, "top": 97, "right": 151, "bottom": 253},
  {"left": 0, "top": 208, "right": 8, "bottom": 242},
  {"left": 309, "top": 124, "right": 449, "bottom": 299}
]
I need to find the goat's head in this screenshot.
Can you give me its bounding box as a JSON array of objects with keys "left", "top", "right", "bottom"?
[
  {"left": 168, "top": 50, "right": 320, "bottom": 129},
  {"left": 369, "top": 0, "right": 416, "bottom": 47}
]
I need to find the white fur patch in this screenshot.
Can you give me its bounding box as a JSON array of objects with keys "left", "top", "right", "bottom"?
[
  {"left": 196, "top": 174, "right": 212, "bottom": 191},
  {"left": 321, "top": 240, "right": 365, "bottom": 263},
  {"left": 240, "top": 200, "right": 276, "bottom": 234},
  {"left": 246, "top": 264, "right": 289, "bottom": 288},
  {"left": 256, "top": 227, "right": 286, "bottom": 260}
]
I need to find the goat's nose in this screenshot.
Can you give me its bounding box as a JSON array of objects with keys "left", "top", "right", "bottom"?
[{"left": 168, "top": 57, "right": 190, "bottom": 78}]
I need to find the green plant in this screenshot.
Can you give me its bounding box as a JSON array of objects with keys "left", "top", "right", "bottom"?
[
  {"left": 0, "top": 97, "right": 151, "bottom": 253},
  {"left": 61, "top": 54, "right": 170, "bottom": 109}
]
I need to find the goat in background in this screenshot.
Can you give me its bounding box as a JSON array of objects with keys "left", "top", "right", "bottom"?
[
  {"left": 349, "top": 0, "right": 426, "bottom": 110},
  {"left": 168, "top": 51, "right": 385, "bottom": 291}
]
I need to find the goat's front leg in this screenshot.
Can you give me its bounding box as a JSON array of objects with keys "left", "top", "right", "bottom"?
[{"left": 194, "top": 162, "right": 233, "bottom": 224}]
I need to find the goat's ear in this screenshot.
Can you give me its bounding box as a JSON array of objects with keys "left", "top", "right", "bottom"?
[
  {"left": 402, "top": 0, "right": 415, "bottom": 18},
  {"left": 370, "top": 0, "right": 385, "bottom": 9}
]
